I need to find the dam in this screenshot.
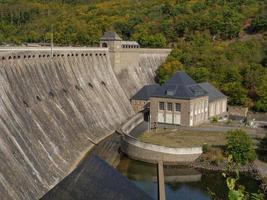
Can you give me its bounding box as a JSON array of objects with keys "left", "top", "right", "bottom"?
[{"left": 0, "top": 35, "right": 171, "bottom": 199}]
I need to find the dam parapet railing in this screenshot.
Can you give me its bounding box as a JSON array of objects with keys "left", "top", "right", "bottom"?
[
  {"left": 0, "top": 47, "right": 109, "bottom": 60},
  {"left": 119, "top": 112, "right": 203, "bottom": 164}
]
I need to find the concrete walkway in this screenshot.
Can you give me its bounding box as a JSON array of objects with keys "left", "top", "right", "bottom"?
[
  {"left": 157, "top": 161, "right": 166, "bottom": 200},
  {"left": 129, "top": 121, "right": 149, "bottom": 137},
  {"left": 130, "top": 121, "right": 266, "bottom": 140}
]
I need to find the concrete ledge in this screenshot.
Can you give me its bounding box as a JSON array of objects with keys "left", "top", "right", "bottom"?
[
  {"left": 120, "top": 113, "right": 144, "bottom": 134},
  {"left": 121, "top": 134, "right": 202, "bottom": 164}
]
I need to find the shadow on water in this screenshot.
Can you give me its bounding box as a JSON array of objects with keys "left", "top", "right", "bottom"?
[{"left": 117, "top": 156, "right": 261, "bottom": 200}]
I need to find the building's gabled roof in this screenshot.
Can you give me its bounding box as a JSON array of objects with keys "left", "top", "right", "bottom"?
[
  {"left": 151, "top": 71, "right": 207, "bottom": 99},
  {"left": 151, "top": 83, "right": 207, "bottom": 100},
  {"left": 41, "top": 155, "right": 152, "bottom": 200},
  {"left": 131, "top": 84, "right": 159, "bottom": 101},
  {"left": 165, "top": 71, "right": 197, "bottom": 85},
  {"left": 198, "top": 82, "right": 226, "bottom": 102},
  {"left": 100, "top": 32, "right": 122, "bottom": 41}
]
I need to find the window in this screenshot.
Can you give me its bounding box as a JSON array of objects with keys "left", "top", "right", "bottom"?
[
  {"left": 175, "top": 103, "right": 181, "bottom": 112},
  {"left": 159, "top": 102, "right": 165, "bottom": 110},
  {"left": 205, "top": 101, "right": 208, "bottom": 112},
  {"left": 167, "top": 102, "right": 173, "bottom": 111},
  {"left": 102, "top": 43, "right": 108, "bottom": 47}
]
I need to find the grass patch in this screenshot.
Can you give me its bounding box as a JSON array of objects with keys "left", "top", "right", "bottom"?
[{"left": 138, "top": 129, "right": 227, "bottom": 148}]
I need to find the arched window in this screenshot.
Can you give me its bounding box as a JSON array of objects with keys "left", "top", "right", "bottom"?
[{"left": 102, "top": 43, "right": 108, "bottom": 48}]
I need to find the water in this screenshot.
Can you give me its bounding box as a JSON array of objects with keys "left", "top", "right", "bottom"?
[{"left": 117, "top": 156, "right": 261, "bottom": 200}]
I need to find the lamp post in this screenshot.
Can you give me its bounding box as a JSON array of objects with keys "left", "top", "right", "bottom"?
[{"left": 50, "top": 25, "right": 54, "bottom": 59}]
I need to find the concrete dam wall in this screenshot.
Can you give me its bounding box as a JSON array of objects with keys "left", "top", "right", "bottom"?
[
  {"left": 111, "top": 49, "right": 171, "bottom": 98},
  {"left": 0, "top": 47, "right": 170, "bottom": 200}
]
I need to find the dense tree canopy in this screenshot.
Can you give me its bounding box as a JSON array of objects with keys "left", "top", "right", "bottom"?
[{"left": 0, "top": 0, "right": 266, "bottom": 110}]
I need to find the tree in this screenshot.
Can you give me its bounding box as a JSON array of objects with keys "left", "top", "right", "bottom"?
[
  {"left": 187, "top": 67, "right": 209, "bottom": 83},
  {"left": 250, "top": 10, "right": 267, "bottom": 32},
  {"left": 155, "top": 60, "right": 184, "bottom": 84},
  {"left": 223, "top": 82, "right": 248, "bottom": 106},
  {"left": 226, "top": 129, "right": 256, "bottom": 165},
  {"left": 137, "top": 33, "right": 167, "bottom": 48},
  {"left": 254, "top": 77, "right": 267, "bottom": 112}
]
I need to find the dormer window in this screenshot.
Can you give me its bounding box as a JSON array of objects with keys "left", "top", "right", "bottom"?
[{"left": 166, "top": 89, "right": 174, "bottom": 96}]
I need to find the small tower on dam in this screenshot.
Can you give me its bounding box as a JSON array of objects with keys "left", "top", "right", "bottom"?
[
  {"left": 99, "top": 31, "right": 170, "bottom": 76},
  {"left": 100, "top": 31, "right": 140, "bottom": 51},
  {"left": 100, "top": 32, "right": 123, "bottom": 51}
]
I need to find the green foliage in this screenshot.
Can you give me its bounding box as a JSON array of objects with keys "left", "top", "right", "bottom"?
[
  {"left": 211, "top": 117, "right": 218, "bottom": 123},
  {"left": 136, "top": 33, "right": 167, "bottom": 48},
  {"left": 222, "top": 155, "right": 265, "bottom": 200},
  {"left": 0, "top": 0, "right": 264, "bottom": 46},
  {"left": 223, "top": 82, "right": 248, "bottom": 106},
  {"left": 156, "top": 35, "right": 267, "bottom": 108},
  {"left": 250, "top": 7, "right": 267, "bottom": 33},
  {"left": 155, "top": 60, "right": 184, "bottom": 84},
  {"left": 202, "top": 143, "right": 210, "bottom": 153},
  {"left": 226, "top": 129, "right": 256, "bottom": 165},
  {"left": 187, "top": 67, "right": 209, "bottom": 83}
]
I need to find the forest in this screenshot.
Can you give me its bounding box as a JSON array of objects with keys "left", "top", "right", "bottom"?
[{"left": 0, "top": 0, "right": 267, "bottom": 111}]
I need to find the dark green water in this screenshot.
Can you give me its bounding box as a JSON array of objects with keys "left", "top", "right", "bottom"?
[{"left": 117, "top": 157, "right": 261, "bottom": 200}]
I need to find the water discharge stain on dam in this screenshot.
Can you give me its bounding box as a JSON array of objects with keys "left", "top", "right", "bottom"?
[{"left": 0, "top": 48, "right": 170, "bottom": 200}]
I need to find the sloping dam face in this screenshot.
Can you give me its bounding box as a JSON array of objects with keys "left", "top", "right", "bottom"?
[{"left": 0, "top": 48, "right": 169, "bottom": 200}]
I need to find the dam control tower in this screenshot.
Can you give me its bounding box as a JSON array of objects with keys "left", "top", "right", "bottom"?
[{"left": 99, "top": 31, "right": 170, "bottom": 80}]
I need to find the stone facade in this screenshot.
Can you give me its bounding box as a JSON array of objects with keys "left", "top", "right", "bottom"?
[
  {"left": 130, "top": 99, "right": 149, "bottom": 113},
  {"left": 228, "top": 106, "right": 248, "bottom": 120},
  {"left": 209, "top": 98, "right": 228, "bottom": 119},
  {"left": 150, "top": 96, "right": 209, "bottom": 127},
  {"left": 100, "top": 32, "right": 171, "bottom": 75}
]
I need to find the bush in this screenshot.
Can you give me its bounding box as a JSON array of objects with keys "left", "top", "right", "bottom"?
[
  {"left": 226, "top": 129, "right": 256, "bottom": 165},
  {"left": 211, "top": 117, "right": 218, "bottom": 123},
  {"left": 202, "top": 143, "right": 210, "bottom": 153},
  {"left": 226, "top": 119, "right": 233, "bottom": 125}
]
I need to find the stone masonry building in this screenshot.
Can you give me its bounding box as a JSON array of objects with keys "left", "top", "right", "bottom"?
[
  {"left": 131, "top": 71, "right": 227, "bottom": 127},
  {"left": 130, "top": 84, "right": 159, "bottom": 113}
]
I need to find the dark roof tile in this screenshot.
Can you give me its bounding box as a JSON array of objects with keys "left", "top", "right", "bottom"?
[
  {"left": 165, "top": 71, "right": 197, "bottom": 85},
  {"left": 100, "top": 32, "right": 122, "bottom": 41},
  {"left": 198, "top": 82, "right": 226, "bottom": 102},
  {"left": 131, "top": 84, "right": 159, "bottom": 100}
]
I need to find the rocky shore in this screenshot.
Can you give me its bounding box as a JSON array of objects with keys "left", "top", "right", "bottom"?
[{"left": 190, "top": 158, "right": 267, "bottom": 194}]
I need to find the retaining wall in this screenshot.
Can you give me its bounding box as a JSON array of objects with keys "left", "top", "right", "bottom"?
[
  {"left": 120, "top": 113, "right": 144, "bottom": 134},
  {"left": 121, "top": 134, "right": 202, "bottom": 164}
]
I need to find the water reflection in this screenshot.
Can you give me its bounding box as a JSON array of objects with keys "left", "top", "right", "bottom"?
[{"left": 117, "top": 156, "right": 260, "bottom": 200}]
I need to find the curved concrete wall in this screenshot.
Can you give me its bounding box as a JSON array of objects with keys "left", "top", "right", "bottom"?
[
  {"left": 115, "top": 51, "right": 171, "bottom": 98},
  {"left": 120, "top": 113, "right": 144, "bottom": 134},
  {"left": 121, "top": 134, "right": 202, "bottom": 164},
  {"left": 0, "top": 49, "right": 134, "bottom": 200}
]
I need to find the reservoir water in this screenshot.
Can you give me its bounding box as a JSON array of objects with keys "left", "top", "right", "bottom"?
[{"left": 117, "top": 156, "right": 261, "bottom": 200}]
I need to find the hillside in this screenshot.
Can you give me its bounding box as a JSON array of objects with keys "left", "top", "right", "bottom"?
[{"left": 0, "top": 0, "right": 267, "bottom": 109}]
